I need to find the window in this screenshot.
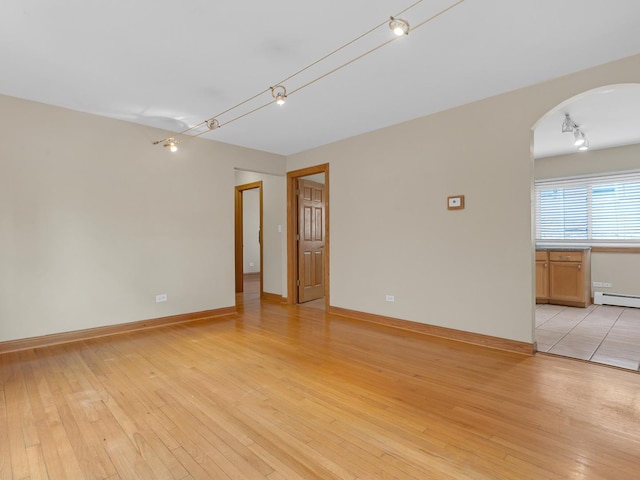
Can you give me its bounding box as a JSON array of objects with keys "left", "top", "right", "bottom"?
[{"left": 535, "top": 171, "right": 640, "bottom": 245}]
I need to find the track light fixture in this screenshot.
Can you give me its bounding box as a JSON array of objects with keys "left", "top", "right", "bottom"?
[
  {"left": 389, "top": 17, "right": 410, "bottom": 36},
  {"left": 578, "top": 137, "right": 589, "bottom": 151},
  {"left": 152, "top": 0, "right": 466, "bottom": 151},
  {"left": 561, "top": 113, "right": 589, "bottom": 152},
  {"left": 573, "top": 128, "right": 586, "bottom": 147},
  {"left": 165, "top": 138, "right": 178, "bottom": 153},
  {"left": 271, "top": 85, "right": 287, "bottom": 106}
]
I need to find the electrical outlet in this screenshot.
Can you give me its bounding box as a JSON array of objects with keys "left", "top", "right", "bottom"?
[
  {"left": 249, "top": 262, "right": 255, "bottom": 267},
  {"left": 155, "top": 294, "right": 168, "bottom": 303},
  {"left": 602, "top": 282, "right": 613, "bottom": 288},
  {"left": 385, "top": 295, "right": 395, "bottom": 302}
]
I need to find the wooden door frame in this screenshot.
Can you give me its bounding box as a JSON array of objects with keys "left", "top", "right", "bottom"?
[
  {"left": 235, "top": 181, "right": 263, "bottom": 295},
  {"left": 287, "top": 164, "right": 330, "bottom": 306}
]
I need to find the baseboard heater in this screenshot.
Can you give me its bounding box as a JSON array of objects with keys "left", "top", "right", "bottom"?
[{"left": 594, "top": 291, "right": 640, "bottom": 308}]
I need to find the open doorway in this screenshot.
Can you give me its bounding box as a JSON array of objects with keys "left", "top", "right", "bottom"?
[
  {"left": 235, "top": 181, "right": 263, "bottom": 303},
  {"left": 532, "top": 84, "right": 640, "bottom": 371},
  {"left": 287, "top": 164, "right": 329, "bottom": 308}
]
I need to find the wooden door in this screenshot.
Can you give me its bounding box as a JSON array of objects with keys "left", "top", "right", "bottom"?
[{"left": 297, "top": 179, "right": 325, "bottom": 303}]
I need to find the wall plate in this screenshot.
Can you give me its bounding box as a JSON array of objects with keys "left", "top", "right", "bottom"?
[{"left": 447, "top": 195, "right": 465, "bottom": 210}]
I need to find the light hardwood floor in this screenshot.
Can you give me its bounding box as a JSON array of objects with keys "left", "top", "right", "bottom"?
[{"left": 2, "top": 294, "right": 640, "bottom": 479}]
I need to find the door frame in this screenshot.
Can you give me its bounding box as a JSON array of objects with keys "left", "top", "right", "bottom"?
[
  {"left": 286, "top": 163, "right": 330, "bottom": 306},
  {"left": 235, "top": 181, "right": 263, "bottom": 295}
]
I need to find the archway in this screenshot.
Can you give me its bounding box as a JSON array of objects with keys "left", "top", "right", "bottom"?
[{"left": 531, "top": 83, "right": 640, "bottom": 370}]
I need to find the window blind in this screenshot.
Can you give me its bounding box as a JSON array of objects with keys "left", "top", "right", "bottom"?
[{"left": 535, "top": 171, "right": 640, "bottom": 244}]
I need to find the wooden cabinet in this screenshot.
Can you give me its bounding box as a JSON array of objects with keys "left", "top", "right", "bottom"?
[{"left": 536, "top": 249, "right": 591, "bottom": 307}]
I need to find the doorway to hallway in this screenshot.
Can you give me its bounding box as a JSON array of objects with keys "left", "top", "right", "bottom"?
[{"left": 235, "top": 181, "right": 263, "bottom": 299}]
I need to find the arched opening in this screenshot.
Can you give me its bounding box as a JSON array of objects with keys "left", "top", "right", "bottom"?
[{"left": 531, "top": 83, "right": 640, "bottom": 371}]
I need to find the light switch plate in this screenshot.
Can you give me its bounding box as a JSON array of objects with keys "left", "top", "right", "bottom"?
[{"left": 447, "top": 195, "right": 465, "bottom": 210}]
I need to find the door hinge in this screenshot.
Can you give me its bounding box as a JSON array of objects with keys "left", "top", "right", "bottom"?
[
  {"left": 296, "top": 234, "right": 299, "bottom": 241},
  {"left": 296, "top": 189, "right": 300, "bottom": 195},
  {"left": 296, "top": 280, "right": 300, "bottom": 286}
]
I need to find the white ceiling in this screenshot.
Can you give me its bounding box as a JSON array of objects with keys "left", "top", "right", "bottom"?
[
  {"left": 534, "top": 84, "right": 640, "bottom": 158},
  {"left": 1, "top": 0, "right": 640, "bottom": 156}
]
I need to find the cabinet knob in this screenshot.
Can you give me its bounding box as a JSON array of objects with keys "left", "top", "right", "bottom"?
[
  {"left": 544, "top": 263, "right": 547, "bottom": 268},
  {"left": 578, "top": 264, "right": 581, "bottom": 270}
]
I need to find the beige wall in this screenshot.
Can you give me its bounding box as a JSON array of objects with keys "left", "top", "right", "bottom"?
[
  {"left": 1, "top": 94, "right": 285, "bottom": 342},
  {"left": 287, "top": 54, "right": 640, "bottom": 343},
  {"left": 3, "top": 54, "right": 640, "bottom": 345},
  {"left": 235, "top": 170, "right": 286, "bottom": 296},
  {"left": 536, "top": 143, "right": 640, "bottom": 179},
  {"left": 241, "top": 188, "right": 260, "bottom": 273},
  {"left": 536, "top": 143, "right": 640, "bottom": 296},
  {"left": 591, "top": 252, "right": 640, "bottom": 297}
]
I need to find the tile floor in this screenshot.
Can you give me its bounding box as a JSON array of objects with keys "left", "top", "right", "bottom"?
[{"left": 536, "top": 303, "right": 640, "bottom": 371}]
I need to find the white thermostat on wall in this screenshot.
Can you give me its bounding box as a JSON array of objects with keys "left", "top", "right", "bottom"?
[{"left": 447, "top": 195, "right": 465, "bottom": 210}]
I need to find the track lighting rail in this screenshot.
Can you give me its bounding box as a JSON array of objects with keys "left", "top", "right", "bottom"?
[{"left": 153, "top": 0, "right": 466, "bottom": 151}]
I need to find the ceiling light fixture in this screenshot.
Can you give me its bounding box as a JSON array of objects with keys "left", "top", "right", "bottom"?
[
  {"left": 152, "top": 0, "right": 466, "bottom": 151},
  {"left": 206, "top": 118, "right": 220, "bottom": 130},
  {"left": 389, "top": 17, "right": 410, "bottom": 36},
  {"left": 164, "top": 138, "right": 178, "bottom": 153},
  {"left": 561, "top": 113, "right": 590, "bottom": 152},
  {"left": 578, "top": 138, "right": 590, "bottom": 151},
  {"left": 271, "top": 85, "right": 287, "bottom": 105},
  {"left": 573, "top": 128, "right": 587, "bottom": 147}
]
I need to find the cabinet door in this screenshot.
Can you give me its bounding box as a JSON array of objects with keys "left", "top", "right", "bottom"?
[
  {"left": 535, "top": 260, "right": 549, "bottom": 302},
  {"left": 549, "top": 261, "right": 584, "bottom": 303}
]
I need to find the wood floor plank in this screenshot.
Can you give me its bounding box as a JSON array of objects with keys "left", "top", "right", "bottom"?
[
  {"left": 22, "top": 349, "right": 88, "bottom": 480},
  {"left": 170, "top": 446, "right": 225, "bottom": 480},
  {"left": 75, "top": 342, "right": 191, "bottom": 479},
  {"left": 2, "top": 293, "right": 640, "bottom": 479},
  {"left": 28, "top": 347, "right": 114, "bottom": 480},
  {"left": 247, "top": 442, "right": 310, "bottom": 480},
  {"left": 99, "top": 340, "right": 275, "bottom": 479},
  {"left": 92, "top": 415, "right": 159, "bottom": 480},
  {"left": 0, "top": 385, "right": 14, "bottom": 480},
  {"left": 26, "top": 444, "right": 50, "bottom": 480},
  {"left": 3, "top": 353, "right": 36, "bottom": 479}
]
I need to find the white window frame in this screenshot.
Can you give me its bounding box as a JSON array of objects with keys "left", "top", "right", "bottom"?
[{"left": 535, "top": 170, "right": 640, "bottom": 248}]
